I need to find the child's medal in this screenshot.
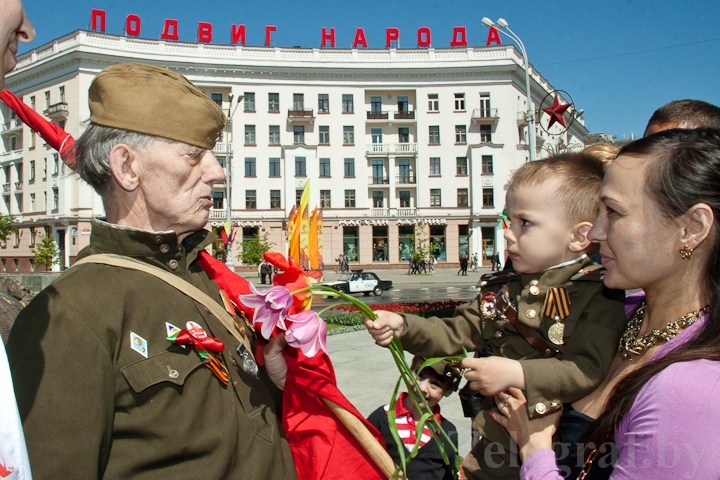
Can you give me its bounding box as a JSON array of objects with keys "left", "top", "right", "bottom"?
[{"left": 543, "top": 287, "right": 570, "bottom": 345}]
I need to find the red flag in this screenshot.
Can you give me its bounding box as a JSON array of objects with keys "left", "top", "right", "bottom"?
[
  {"left": 0, "top": 89, "right": 76, "bottom": 168},
  {"left": 196, "top": 251, "right": 254, "bottom": 319},
  {"left": 219, "top": 228, "right": 229, "bottom": 245}
]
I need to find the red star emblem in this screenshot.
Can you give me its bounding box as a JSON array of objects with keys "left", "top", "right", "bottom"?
[{"left": 543, "top": 96, "right": 571, "bottom": 129}]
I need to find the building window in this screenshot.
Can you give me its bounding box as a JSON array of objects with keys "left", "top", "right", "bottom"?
[
  {"left": 30, "top": 96, "right": 35, "bottom": 111},
  {"left": 268, "top": 92, "right": 279, "bottom": 112},
  {"left": 429, "top": 126, "right": 440, "bottom": 144},
  {"left": 59, "top": 86, "right": 65, "bottom": 103},
  {"left": 430, "top": 225, "right": 447, "bottom": 261},
  {"left": 430, "top": 189, "right": 442, "bottom": 206},
  {"left": 342, "top": 94, "right": 354, "bottom": 113},
  {"left": 480, "top": 93, "right": 492, "bottom": 116},
  {"left": 370, "top": 96, "right": 382, "bottom": 113},
  {"left": 456, "top": 157, "right": 468, "bottom": 175},
  {"left": 397, "top": 96, "right": 409, "bottom": 113},
  {"left": 244, "top": 157, "right": 256, "bottom": 177},
  {"left": 212, "top": 191, "right": 224, "bottom": 209},
  {"left": 29, "top": 160, "right": 35, "bottom": 181},
  {"left": 399, "top": 225, "right": 414, "bottom": 261},
  {"left": 372, "top": 226, "right": 388, "bottom": 261},
  {"left": 30, "top": 193, "right": 35, "bottom": 211},
  {"left": 344, "top": 189, "right": 356, "bottom": 207},
  {"left": 482, "top": 155, "right": 494, "bottom": 174},
  {"left": 399, "top": 190, "right": 411, "bottom": 208},
  {"left": 319, "top": 158, "right": 331, "bottom": 177},
  {"left": 480, "top": 125, "right": 492, "bottom": 143},
  {"left": 428, "top": 93, "right": 439, "bottom": 112},
  {"left": 344, "top": 158, "right": 355, "bottom": 177},
  {"left": 43, "top": 159, "right": 47, "bottom": 180},
  {"left": 269, "top": 125, "right": 280, "bottom": 145},
  {"left": 293, "top": 93, "right": 304, "bottom": 110},
  {"left": 343, "top": 126, "right": 354, "bottom": 145},
  {"left": 295, "top": 157, "right": 307, "bottom": 176},
  {"left": 29, "top": 227, "right": 35, "bottom": 246},
  {"left": 319, "top": 125, "right": 330, "bottom": 144},
  {"left": 342, "top": 226, "right": 359, "bottom": 261},
  {"left": 269, "top": 157, "right": 281, "bottom": 176},
  {"left": 53, "top": 154, "right": 59, "bottom": 175},
  {"left": 371, "top": 128, "right": 383, "bottom": 145},
  {"left": 454, "top": 93, "right": 465, "bottom": 111},
  {"left": 318, "top": 93, "right": 329, "bottom": 113},
  {"left": 244, "top": 190, "right": 256, "bottom": 209},
  {"left": 293, "top": 125, "right": 305, "bottom": 144},
  {"left": 270, "top": 190, "right": 281, "bottom": 209},
  {"left": 52, "top": 187, "right": 59, "bottom": 211},
  {"left": 398, "top": 127, "right": 410, "bottom": 143},
  {"left": 457, "top": 188, "right": 469, "bottom": 207},
  {"left": 320, "top": 190, "right": 331, "bottom": 208},
  {"left": 244, "top": 125, "right": 256, "bottom": 145},
  {"left": 244, "top": 92, "right": 255, "bottom": 111},
  {"left": 483, "top": 187, "right": 494, "bottom": 207},
  {"left": 9, "top": 136, "right": 16, "bottom": 151},
  {"left": 210, "top": 93, "right": 223, "bottom": 107},
  {"left": 455, "top": 125, "right": 467, "bottom": 144},
  {"left": 429, "top": 157, "right": 441, "bottom": 175},
  {"left": 371, "top": 191, "right": 384, "bottom": 208},
  {"left": 44, "top": 91, "right": 50, "bottom": 109}
]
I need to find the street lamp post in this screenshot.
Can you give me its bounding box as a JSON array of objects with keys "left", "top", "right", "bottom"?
[
  {"left": 482, "top": 17, "right": 536, "bottom": 161},
  {"left": 224, "top": 93, "right": 242, "bottom": 270}
]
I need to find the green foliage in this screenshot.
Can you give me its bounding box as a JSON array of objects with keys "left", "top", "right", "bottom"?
[
  {"left": 410, "top": 227, "right": 430, "bottom": 262},
  {"left": 237, "top": 232, "right": 275, "bottom": 266},
  {"left": 321, "top": 311, "right": 365, "bottom": 326},
  {"left": 31, "top": 236, "right": 60, "bottom": 271},
  {"left": 0, "top": 215, "right": 17, "bottom": 247}
]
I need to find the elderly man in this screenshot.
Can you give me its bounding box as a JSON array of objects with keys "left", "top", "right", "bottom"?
[
  {"left": 0, "top": 1, "right": 34, "bottom": 479},
  {"left": 7, "top": 64, "right": 296, "bottom": 479}
]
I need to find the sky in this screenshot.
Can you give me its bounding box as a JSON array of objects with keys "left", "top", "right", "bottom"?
[{"left": 19, "top": 0, "right": 720, "bottom": 140}]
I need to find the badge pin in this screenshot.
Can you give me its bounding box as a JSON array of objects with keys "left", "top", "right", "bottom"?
[
  {"left": 481, "top": 292, "right": 497, "bottom": 320},
  {"left": 166, "top": 365, "right": 179, "bottom": 379},
  {"left": 236, "top": 344, "right": 258, "bottom": 378},
  {"left": 130, "top": 332, "right": 148, "bottom": 358},
  {"left": 166, "top": 322, "right": 185, "bottom": 348}
]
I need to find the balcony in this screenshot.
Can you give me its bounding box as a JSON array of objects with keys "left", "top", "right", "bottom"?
[
  {"left": 367, "top": 208, "right": 389, "bottom": 217},
  {"left": 209, "top": 209, "right": 227, "bottom": 220},
  {"left": 472, "top": 108, "right": 499, "bottom": 125},
  {"left": 287, "top": 108, "right": 315, "bottom": 124},
  {"left": 393, "top": 110, "right": 415, "bottom": 122},
  {"left": 368, "top": 175, "right": 389, "bottom": 185},
  {"left": 366, "top": 143, "right": 418, "bottom": 156},
  {"left": 395, "top": 175, "right": 416, "bottom": 185},
  {"left": 366, "top": 111, "right": 389, "bottom": 120},
  {"left": 396, "top": 207, "right": 417, "bottom": 217},
  {"left": 2, "top": 119, "right": 22, "bottom": 135},
  {"left": 14, "top": 182, "right": 21, "bottom": 191},
  {"left": 213, "top": 142, "right": 231, "bottom": 155},
  {"left": 43, "top": 102, "right": 69, "bottom": 121},
  {"left": 517, "top": 111, "right": 528, "bottom": 126},
  {"left": 2, "top": 183, "right": 9, "bottom": 193}
]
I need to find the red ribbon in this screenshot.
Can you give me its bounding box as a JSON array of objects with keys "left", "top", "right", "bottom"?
[{"left": 172, "top": 329, "right": 224, "bottom": 357}]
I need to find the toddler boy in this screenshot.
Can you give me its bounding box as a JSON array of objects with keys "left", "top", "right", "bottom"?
[{"left": 365, "top": 152, "right": 626, "bottom": 479}]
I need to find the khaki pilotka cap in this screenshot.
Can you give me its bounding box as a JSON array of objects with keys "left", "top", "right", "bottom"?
[
  {"left": 88, "top": 63, "right": 226, "bottom": 150},
  {"left": 411, "top": 356, "right": 464, "bottom": 392}
]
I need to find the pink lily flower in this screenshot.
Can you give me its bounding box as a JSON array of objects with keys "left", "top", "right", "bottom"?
[
  {"left": 285, "top": 309, "right": 328, "bottom": 358},
  {"left": 239, "top": 283, "right": 294, "bottom": 340}
]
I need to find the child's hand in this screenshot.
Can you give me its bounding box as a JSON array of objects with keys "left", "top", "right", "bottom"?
[
  {"left": 460, "top": 356, "right": 525, "bottom": 395},
  {"left": 363, "top": 310, "right": 404, "bottom": 347}
]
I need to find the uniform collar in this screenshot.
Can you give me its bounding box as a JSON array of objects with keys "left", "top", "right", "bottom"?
[{"left": 520, "top": 255, "right": 592, "bottom": 288}]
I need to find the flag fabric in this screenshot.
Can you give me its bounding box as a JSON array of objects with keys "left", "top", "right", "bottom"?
[
  {"left": 287, "top": 205, "right": 300, "bottom": 264},
  {"left": 298, "top": 181, "right": 311, "bottom": 270},
  {"left": 308, "top": 208, "right": 319, "bottom": 270},
  {"left": 0, "top": 89, "right": 76, "bottom": 168},
  {"left": 316, "top": 209, "right": 324, "bottom": 271}
]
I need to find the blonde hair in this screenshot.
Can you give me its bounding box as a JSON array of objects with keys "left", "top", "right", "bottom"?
[{"left": 582, "top": 143, "right": 620, "bottom": 167}]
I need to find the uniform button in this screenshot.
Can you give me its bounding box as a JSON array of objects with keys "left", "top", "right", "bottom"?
[
  {"left": 529, "top": 279, "right": 539, "bottom": 286},
  {"left": 168, "top": 259, "right": 179, "bottom": 270},
  {"left": 535, "top": 403, "right": 547, "bottom": 415},
  {"left": 529, "top": 286, "right": 540, "bottom": 296},
  {"left": 153, "top": 235, "right": 164, "bottom": 245},
  {"left": 160, "top": 244, "right": 170, "bottom": 254},
  {"left": 495, "top": 330, "right": 504, "bottom": 338},
  {"left": 479, "top": 281, "right": 488, "bottom": 287},
  {"left": 525, "top": 309, "right": 537, "bottom": 319}
]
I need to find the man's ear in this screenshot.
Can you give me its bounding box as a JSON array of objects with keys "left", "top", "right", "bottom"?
[
  {"left": 108, "top": 144, "right": 140, "bottom": 192},
  {"left": 569, "top": 221, "right": 594, "bottom": 253},
  {"left": 682, "top": 203, "right": 715, "bottom": 249}
]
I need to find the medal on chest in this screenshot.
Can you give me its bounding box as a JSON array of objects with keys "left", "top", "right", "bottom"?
[
  {"left": 481, "top": 292, "right": 497, "bottom": 320},
  {"left": 167, "top": 321, "right": 229, "bottom": 386},
  {"left": 542, "top": 287, "right": 570, "bottom": 346}
]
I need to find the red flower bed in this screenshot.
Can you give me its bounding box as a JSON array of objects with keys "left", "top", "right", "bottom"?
[{"left": 332, "top": 300, "right": 468, "bottom": 316}]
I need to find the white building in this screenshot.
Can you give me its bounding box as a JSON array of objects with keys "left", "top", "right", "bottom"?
[{"left": 0, "top": 30, "right": 589, "bottom": 272}]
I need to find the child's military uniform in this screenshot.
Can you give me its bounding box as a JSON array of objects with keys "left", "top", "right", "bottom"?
[{"left": 396, "top": 257, "right": 626, "bottom": 480}]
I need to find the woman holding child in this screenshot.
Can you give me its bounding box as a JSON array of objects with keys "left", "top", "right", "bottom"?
[{"left": 493, "top": 128, "right": 720, "bottom": 478}]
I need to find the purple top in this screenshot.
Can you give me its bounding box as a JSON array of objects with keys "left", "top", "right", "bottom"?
[{"left": 521, "top": 300, "right": 720, "bottom": 480}]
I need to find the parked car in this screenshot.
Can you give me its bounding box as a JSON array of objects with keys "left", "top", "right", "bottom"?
[{"left": 321, "top": 270, "right": 393, "bottom": 296}]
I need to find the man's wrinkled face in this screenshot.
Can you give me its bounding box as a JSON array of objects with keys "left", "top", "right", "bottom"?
[{"left": 0, "top": 0, "right": 35, "bottom": 88}]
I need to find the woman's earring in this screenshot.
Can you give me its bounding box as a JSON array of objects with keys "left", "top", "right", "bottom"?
[{"left": 679, "top": 244, "right": 694, "bottom": 260}]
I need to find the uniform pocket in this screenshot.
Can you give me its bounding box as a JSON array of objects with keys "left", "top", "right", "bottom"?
[{"left": 122, "top": 349, "right": 206, "bottom": 393}]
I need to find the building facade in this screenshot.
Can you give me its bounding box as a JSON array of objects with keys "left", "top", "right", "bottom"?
[{"left": 0, "top": 30, "right": 589, "bottom": 272}]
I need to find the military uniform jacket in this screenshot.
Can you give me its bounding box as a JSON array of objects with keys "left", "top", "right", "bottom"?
[
  {"left": 7, "top": 220, "right": 297, "bottom": 480},
  {"left": 398, "top": 258, "right": 626, "bottom": 478}
]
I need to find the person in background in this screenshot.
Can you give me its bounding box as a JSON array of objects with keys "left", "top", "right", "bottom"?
[
  {"left": 493, "top": 128, "right": 720, "bottom": 480},
  {"left": 0, "top": 2, "right": 35, "bottom": 479},
  {"left": 367, "top": 357, "right": 460, "bottom": 480},
  {"left": 643, "top": 99, "right": 720, "bottom": 136}
]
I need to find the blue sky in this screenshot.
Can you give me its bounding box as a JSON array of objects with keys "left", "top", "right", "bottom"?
[{"left": 20, "top": 0, "right": 720, "bottom": 139}]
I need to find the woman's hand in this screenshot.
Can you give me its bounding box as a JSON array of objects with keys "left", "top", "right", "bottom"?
[
  {"left": 263, "top": 333, "right": 288, "bottom": 390},
  {"left": 362, "top": 310, "right": 404, "bottom": 347},
  {"left": 491, "top": 387, "right": 561, "bottom": 462}
]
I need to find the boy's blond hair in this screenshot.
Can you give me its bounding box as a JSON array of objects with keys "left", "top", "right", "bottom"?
[{"left": 509, "top": 152, "right": 605, "bottom": 226}]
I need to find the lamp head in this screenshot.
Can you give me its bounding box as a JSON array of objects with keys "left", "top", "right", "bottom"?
[
  {"left": 481, "top": 17, "right": 495, "bottom": 28},
  {"left": 497, "top": 18, "right": 509, "bottom": 28}
]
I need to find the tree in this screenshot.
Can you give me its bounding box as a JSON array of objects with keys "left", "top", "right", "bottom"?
[
  {"left": 0, "top": 214, "right": 17, "bottom": 247},
  {"left": 237, "top": 232, "right": 275, "bottom": 266},
  {"left": 410, "top": 227, "right": 431, "bottom": 262},
  {"left": 32, "top": 236, "right": 60, "bottom": 272}
]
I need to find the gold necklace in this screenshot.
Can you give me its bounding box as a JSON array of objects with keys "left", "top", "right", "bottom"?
[{"left": 618, "top": 302, "right": 710, "bottom": 360}]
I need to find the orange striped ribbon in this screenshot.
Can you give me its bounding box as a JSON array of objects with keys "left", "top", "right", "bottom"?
[{"left": 542, "top": 287, "right": 570, "bottom": 320}]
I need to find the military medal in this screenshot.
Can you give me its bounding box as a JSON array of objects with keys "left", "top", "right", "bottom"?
[
  {"left": 542, "top": 287, "right": 570, "bottom": 346},
  {"left": 481, "top": 292, "right": 497, "bottom": 320},
  {"left": 236, "top": 343, "right": 258, "bottom": 378}
]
